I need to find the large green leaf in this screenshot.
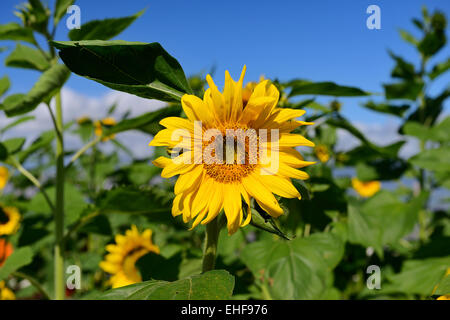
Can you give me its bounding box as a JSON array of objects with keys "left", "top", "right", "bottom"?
[
  {"left": 0, "top": 116, "right": 35, "bottom": 134},
  {"left": 409, "top": 146, "right": 450, "bottom": 172},
  {"left": 0, "top": 23, "right": 35, "bottom": 44},
  {"left": 69, "top": 9, "right": 145, "bottom": 41},
  {"left": 90, "top": 270, "right": 234, "bottom": 300},
  {"left": 0, "top": 247, "right": 34, "bottom": 281},
  {"left": 348, "top": 191, "right": 428, "bottom": 257},
  {"left": 389, "top": 51, "right": 416, "bottom": 80},
  {"left": 434, "top": 273, "right": 450, "bottom": 296},
  {"left": 288, "top": 80, "right": 369, "bottom": 97},
  {"left": 240, "top": 234, "right": 341, "bottom": 299},
  {"left": 382, "top": 257, "right": 450, "bottom": 296},
  {"left": 5, "top": 43, "right": 50, "bottom": 71},
  {"left": 2, "top": 64, "right": 70, "bottom": 117},
  {"left": 1, "top": 138, "right": 26, "bottom": 155},
  {"left": 51, "top": 40, "right": 192, "bottom": 102},
  {"left": 403, "top": 117, "right": 450, "bottom": 142}
]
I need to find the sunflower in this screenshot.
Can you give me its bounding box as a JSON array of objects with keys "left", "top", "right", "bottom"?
[
  {"left": 150, "top": 66, "right": 315, "bottom": 234},
  {"left": 0, "top": 281, "right": 15, "bottom": 300},
  {"left": 99, "top": 225, "right": 160, "bottom": 288},
  {"left": 94, "top": 117, "right": 116, "bottom": 141},
  {"left": 0, "top": 238, "right": 13, "bottom": 267},
  {"left": 0, "top": 166, "right": 9, "bottom": 190},
  {"left": 351, "top": 178, "right": 381, "bottom": 198},
  {"left": 0, "top": 206, "right": 21, "bottom": 236},
  {"left": 437, "top": 295, "right": 450, "bottom": 300},
  {"left": 314, "top": 144, "right": 330, "bottom": 163}
]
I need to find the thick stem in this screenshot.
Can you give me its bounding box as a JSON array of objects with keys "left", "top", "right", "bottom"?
[
  {"left": 54, "top": 91, "right": 65, "bottom": 300},
  {"left": 202, "top": 217, "right": 220, "bottom": 273}
]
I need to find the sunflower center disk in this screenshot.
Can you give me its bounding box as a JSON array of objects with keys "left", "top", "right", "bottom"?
[{"left": 202, "top": 128, "right": 259, "bottom": 183}]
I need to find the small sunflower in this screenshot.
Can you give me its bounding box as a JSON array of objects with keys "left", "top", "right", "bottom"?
[
  {"left": 0, "top": 281, "right": 15, "bottom": 300},
  {"left": 0, "top": 166, "right": 9, "bottom": 190},
  {"left": 314, "top": 144, "right": 330, "bottom": 163},
  {"left": 94, "top": 117, "right": 116, "bottom": 141},
  {"left": 76, "top": 116, "right": 92, "bottom": 125},
  {"left": 99, "top": 225, "right": 160, "bottom": 288},
  {"left": 0, "top": 206, "right": 21, "bottom": 236},
  {"left": 150, "top": 66, "right": 315, "bottom": 234},
  {"left": 437, "top": 295, "right": 450, "bottom": 300},
  {"left": 0, "top": 238, "right": 13, "bottom": 267},
  {"left": 351, "top": 178, "right": 381, "bottom": 198}
]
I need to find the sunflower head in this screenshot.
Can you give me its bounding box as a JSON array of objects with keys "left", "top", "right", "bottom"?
[
  {"left": 150, "top": 66, "right": 315, "bottom": 234},
  {"left": 314, "top": 144, "right": 330, "bottom": 163},
  {"left": 351, "top": 178, "right": 381, "bottom": 198},
  {"left": 0, "top": 206, "right": 21, "bottom": 236},
  {"left": 0, "top": 166, "right": 9, "bottom": 190},
  {"left": 0, "top": 238, "right": 13, "bottom": 267},
  {"left": 0, "top": 281, "right": 15, "bottom": 300},
  {"left": 94, "top": 117, "right": 117, "bottom": 141},
  {"left": 99, "top": 225, "right": 160, "bottom": 288}
]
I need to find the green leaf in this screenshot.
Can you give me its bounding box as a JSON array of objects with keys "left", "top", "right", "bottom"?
[
  {"left": 103, "top": 105, "right": 181, "bottom": 136},
  {"left": 399, "top": 29, "right": 419, "bottom": 46},
  {"left": 389, "top": 51, "right": 416, "bottom": 80},
  {"left": 409, "top": 146, "right": 450, "bottom": 172},
  {"left": 91, "top": 270, "right": 234, "bottom": 300},
  {"left": 404, "top": 118, "right": 450, "bottom": 142},
  {"left": 288, "top": 80, "right": 369, "bottom": 97},
  {"left": 240, "top": 235, "right": 336, "bottom": 299},
  {"left": 348, "top": 191, "right": 428, "bottom": 257},
  {"left": 383, "top": 81, "right": 424, "bottom": 100},
  {"left": 250, "top": 208, "right": 290, "bottom": 240},
  {"left": 28, "top": 183, "right": 86, "bottom": 226},
  {"left": 0, "top": 23, "right": 35, "bottom": 44},
  {"left": 362, "top": 101, "right": 410, "bottom": 117},
  {"left": 17, "top": 129, "right": 55, "bottom": 163},
  {"left": 356, "top": 159, "right": 408, "bottom": 181},
  {"left": 0, "top": 76, "right": 10, "bottom": 97},
  {"left": 419, "top": 31, "right": 446, "bottom": 57},
  {"left": 1, "top": 138, "right": 26, "bottom": 155},
  {"left": 429, "top": 58, "right": 450, "bottom": 80},
  {"left": 136, "top": 252, "right": 182, "bottom": 282},
  {"left": 382, "top": 257, "right": 450, "bottom": 296},
  {"left": 97, "top": 187, "right": 173, "bottom": 215},
  {"left": 3, "top": 64, "right": 70, "bottom": 117},
  {"left": 54, "top": 0, "right": 75, "bottom": 26},
  {"left": 0, "top": 116, "right": 35, "bottom": 134},
  {"left": 0, "top": 247, "right": 34, "bottom": 281},
  {"left": 51, "top": 40, "right": 192, "bottom": 102},
  {"left": 5, "top": 43, "right": 50, "bottom": 71},
  {"left": 434, "top": 273, "right": 450, "bottom": 295},
  {"left": 69, "top": 9, "right": 145, "bottom": 41}
]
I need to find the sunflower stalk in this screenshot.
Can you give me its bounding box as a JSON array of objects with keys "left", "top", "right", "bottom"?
[{"left": 202, "top": 215, "right": 225, "bottom": 273}]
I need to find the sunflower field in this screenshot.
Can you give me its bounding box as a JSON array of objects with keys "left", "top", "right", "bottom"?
[{"left": 0, "top": 1, "right": 449, "bottom": 301}]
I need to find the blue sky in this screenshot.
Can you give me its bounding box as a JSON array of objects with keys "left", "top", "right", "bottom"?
[{"left": 0, "top": 0, "right": 449, "bottom": 123}]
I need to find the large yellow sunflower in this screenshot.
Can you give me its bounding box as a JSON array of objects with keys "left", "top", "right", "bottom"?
[
  {"left": 0, "top": 206, "right": 21, "bottom": 236},
  {"left": 150, "top": 66, "right": 315, "bottom": 234},
  {"left": 99, "top": 225, "right": 160, "bottom": 288}
]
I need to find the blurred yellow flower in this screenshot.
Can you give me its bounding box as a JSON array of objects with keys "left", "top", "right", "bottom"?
[
  {"left": 0, "top": 166, "right": 9, "bottom": 190},
  {"left": 314, "top": 145, "right": 330, "bottom": 163},
  {"left": 351, "top": 178, "right": 381, "bottom": 198},
  {"left": 0, "top": 281, "right": 15, "bottom": 300},
  {"left": 150, "top": 66, "right": 315, "bottom": 234},
  {"left": 76, "top": 116, "right": 91, "bottom": 125},
  {"left": 0, "top": 238, "right": 13, "bottom": 267},
  {"left": 94, "top": 117, "right": 117, "bottom": 141},
  {"left": 437, "top": 295, "right": 450, "bottom": 300},
  {"left": 0, "top": 206, "right": 21, "bottom": 236},
  {"left": 99, "top": 225, "right": 159, "bottom": 288}
]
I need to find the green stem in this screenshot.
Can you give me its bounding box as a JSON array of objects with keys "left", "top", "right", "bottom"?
[
  {"left": 12, "top": 271, "right": 51, "bottom": 300},
  {"left": 65, "top": 136, "right": 101, "bottom": 170},
  {"left": 202, "top": 217, "right": 220, "bottom": 273},
  {"left": 54, "top": 91, "right": 65, "bottom": 300}
]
